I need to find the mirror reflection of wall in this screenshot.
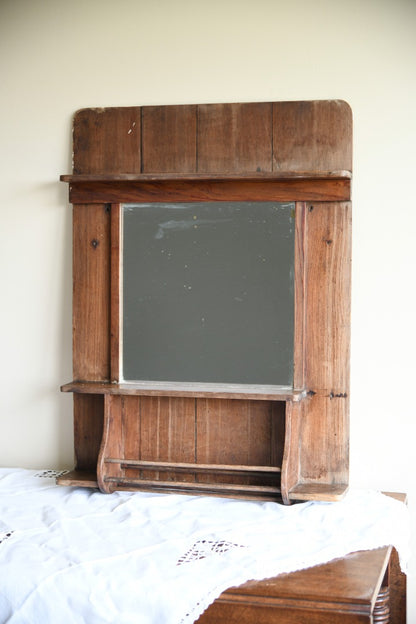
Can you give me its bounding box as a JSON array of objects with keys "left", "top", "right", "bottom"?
[{"left": 123, "top": 202, "right": 295, "bottom": 386}]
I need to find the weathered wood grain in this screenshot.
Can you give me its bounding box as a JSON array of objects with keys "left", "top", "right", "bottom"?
[
  {"left": 142, "top": 105, "right": 197, "bottom": 173},
  {"left": 197, "top": 102, "right": 273, "bottom": 173},
  {"left": 273, "top": 100, "right": 352, "bottom": 173},
  {"left": 73, "top": 107, "right": 141, "bottom": 174},
  {"left": 66, "top": 177, "right": 350, "bottom": 204},
  {"left": 72, "top": 204, "right": 110, "bottom": 381},
  {"left": 196, "top": 399, "right": 283, "bottom": 488},
  {"left": 293, "top": 202, "right": 351, "bottom": 491}
]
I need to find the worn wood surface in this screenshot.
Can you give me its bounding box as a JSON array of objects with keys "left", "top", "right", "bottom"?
[
  {"left": 272, "top": 100, "right": 352, "bottom": 173},
  {"left": 73, "top": 107, "right": 141, "bottom": 175},
  {"left": 72, "top": 204, "right": 110, "bottom": 381},
  {"left": 196, "top": 399, "right": 283, "bottom": 487},
  {"left": 72, "top": 100, "right": 352, "bottom": 175},
  {"left": 141, "top": 105, "right": 197, "bottom": 173},
  {"left": 197, "top": 102, "right": 273, "bottom": 173}
]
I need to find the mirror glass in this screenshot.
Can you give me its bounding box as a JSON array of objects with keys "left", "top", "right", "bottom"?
[{"left": 122, "top": 201, "right": 295, "bottom": 386}]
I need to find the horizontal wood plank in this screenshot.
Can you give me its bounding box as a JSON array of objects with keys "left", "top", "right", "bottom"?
[
  {"left": 65, "top": 178, "right": 350, "bottom": 204},
  {"left": 61, "top": 171, "right": 351, "bottom": 182},
  {"left": 105, "top": 476, "right": 281, "bottom": 498},
  {"left": 106, "top": 459, "right": 282, "bottom": 474}
]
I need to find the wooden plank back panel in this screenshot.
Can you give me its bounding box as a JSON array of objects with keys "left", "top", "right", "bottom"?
[
  {"left": 72, "top": 101, "right": 352, "bottom": 177},
  {"left": 73, "top": 107, "right": 142, "bottom": 174},
  {"left": 273, "top": 100, "right": 352, "bottom": 173},
  {"left": 196, "top": 399, "right": 284, "bottom": 486},
  {"left": 73, "top": 394, "right": 104, "bottom": 471},
  {"left": 141, "top": 105, "right": 197, "bottom": 173},
  {"left": 197, "top": 102, "right": 273, "bottom": 173},
  {"left": 138, "top": 396, "right": 196, "bottom": 482},
  {"left": 120, "top": 396, "right": 141, "bottom": 481},
  {"left": 73, "top": 204, "right": 110, "bottom": 381}
]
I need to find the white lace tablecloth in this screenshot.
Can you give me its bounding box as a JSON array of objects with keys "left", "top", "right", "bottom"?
[{"left": 0, "top": 468, "right": 410, "bottom": 624}]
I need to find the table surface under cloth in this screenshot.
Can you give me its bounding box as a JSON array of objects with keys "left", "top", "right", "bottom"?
[{"left": 0, "top": 468, "right": 410, "bottom": 624}]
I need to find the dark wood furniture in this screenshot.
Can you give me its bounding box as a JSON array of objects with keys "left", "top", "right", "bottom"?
[
  {"left": 198, "top": 546, "right": 406, "bottom": 624},
  {"left": 59, "top": 100, "right": 352, "bottom": 503},
  {"left": 199, "top": 493, "right": 407, "bottom": 623}
]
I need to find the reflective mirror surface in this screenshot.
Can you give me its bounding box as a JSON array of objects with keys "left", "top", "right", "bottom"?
[{"left": 123, "top": 202, "right": 295, "bottom": 385}]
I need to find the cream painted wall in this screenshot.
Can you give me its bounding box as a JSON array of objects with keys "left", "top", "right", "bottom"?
[{"left": 1, "top": 0, "right": 415, "bottom": 618}]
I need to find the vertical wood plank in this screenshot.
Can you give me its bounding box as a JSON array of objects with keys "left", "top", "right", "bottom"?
[
  {"left": 297, "top": 201, "right": 351, "bottom": 485},
  {"left": 73, "top": 107, "right": 142, "bottom": 174},
  {"left": 73, "top": 204, "right": 110, "bottom": 381},
  {"left": 304, "top": 202, "right": 351, "bottom": 392},
  {"left": 121, "top": 396, "right": 142, "bottom": 481},
  {"left": 197, "top": 102, "right": 273, "bottom": 173},
  {"left": 141, "top": 105, "right": 197, "bottom": 173},
  {"left": 298, "top": 394, "right": 349, "bottom": 485},
  {"left": 139, "top": 397, "right": 196, "bottom": 481},
  {"left": 273, "top": 100, "right": 352, "bottom": 173}
]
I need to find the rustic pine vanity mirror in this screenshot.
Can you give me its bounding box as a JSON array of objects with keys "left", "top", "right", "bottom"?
[{"left": 58, "top": 100, "right": 352, "bottom": 504}]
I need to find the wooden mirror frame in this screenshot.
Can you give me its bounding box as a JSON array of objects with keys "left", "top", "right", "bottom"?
[{"left": 58, "top": 100, "right": 352, "bottom": 504}]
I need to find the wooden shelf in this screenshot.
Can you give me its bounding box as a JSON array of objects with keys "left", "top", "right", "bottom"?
[
  {"left": 61, "top": 171, "right": 351, "bottom": 183},
  {"left": 56, "top": 470, "right": 98, "bottom": 488},
  {"left": 60, "top": 170, "right": 351, "bottom": 203},
  {"left": 61, "top": 380, "right": 307, "bottom": 402}
]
